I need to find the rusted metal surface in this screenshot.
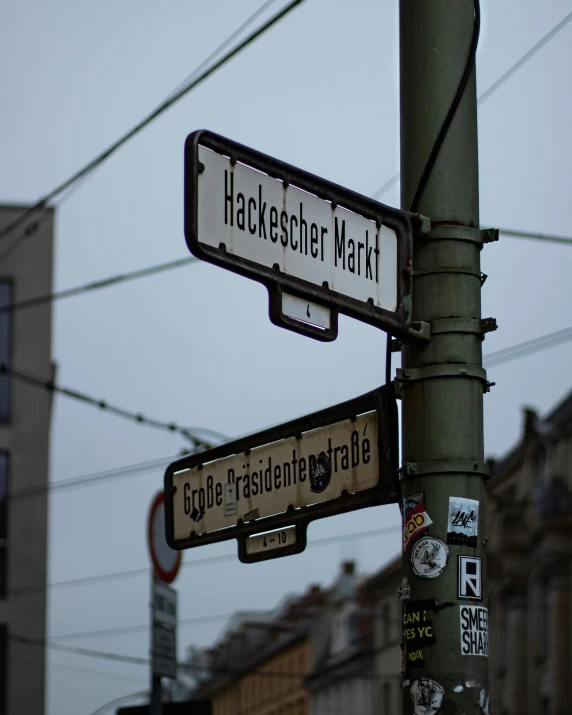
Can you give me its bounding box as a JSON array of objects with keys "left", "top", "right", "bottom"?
[
  {"left": 164, "top": 386, "right": 398, "bottom": 556},
  {"left": 184, "top": 130, "right": 416, "bottom": 341}
]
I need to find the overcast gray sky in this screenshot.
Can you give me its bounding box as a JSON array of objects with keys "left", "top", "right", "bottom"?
[{"left": 1, "top": 0, "right": 572, "bottom": 712}]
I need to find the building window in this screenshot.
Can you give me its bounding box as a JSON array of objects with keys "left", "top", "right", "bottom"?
[
  {"left": 0, "top": 454, "right": 7, "bottom": 598},
  {"left": 0, "top": 281, "right": 12, "bottom": 423},
  {"left": 540, "top": 578, "right": 552, "bottom": 659},
  {"left": 0, "top": 623, "right": 6, "bottom": 715},
  {"left": 533, "top": 445, "right": 549, "bottom": 490},
  {"left": 383, "top": 682, "right": 391, "bottom": 713},
  {"left": 382, "top": 602, "right": 391, "bottom": 645}
]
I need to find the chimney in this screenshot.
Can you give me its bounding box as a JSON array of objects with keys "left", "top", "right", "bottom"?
[{"left": 343, "top": 561, "right": 355, "bottom": 576}]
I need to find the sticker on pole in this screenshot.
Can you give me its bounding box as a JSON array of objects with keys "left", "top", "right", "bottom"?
[
  {"left": 458, "top": 555, "right": 482, "bottom": 600},
  {"left": 460, "top": 605, "right": 488, "bottom": 656},
  {"left": 403, "top": 492, "right": 433, "bottom": 551},
  {"left": 411, "top": 537, "right": 449, "bottom": 579},
  {"left": 447, "top": 496, "right": 479, "bottom": 547},
  {"left": 410, "top": 678, "right": 445, "bottom": 715}
]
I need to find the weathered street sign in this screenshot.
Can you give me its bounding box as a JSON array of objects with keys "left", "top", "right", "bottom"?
[
  {"left": 151, "top": 578, "right": 177, "bottom": 679},
  {"left": 184, "top": 130, "right": 415, "bottom": 341},
  {"left": 164, "top": 386, "right": 398, "bottom": 562}
]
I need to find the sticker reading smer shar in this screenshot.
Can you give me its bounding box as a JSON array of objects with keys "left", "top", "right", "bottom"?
[{"left": 171, "top": 412, "right": 379, "bottom": 539}]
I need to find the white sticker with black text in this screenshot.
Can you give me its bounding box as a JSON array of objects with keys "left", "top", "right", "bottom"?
[
  {"left": 460, "top": 605, "right": 488, "bottom": 656},
  {"left": 458, "top": 555, "right": 482, "bottom": 600},
  {"left": 224, "top": 483, "right": 237, "bottom": 516},
  {"left": 447, "top": 497, "right": 479, "bottom": 547}
]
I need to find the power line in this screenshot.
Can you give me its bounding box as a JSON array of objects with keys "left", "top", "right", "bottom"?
[
  {"left": 8, "top": 454, "right": 177, "bottom": 500},
  {"left": 0, "top": 0, "right": 305, "bottom": 255},
  {"left": 0, "top": 363, "right": 222, "bottom": 449},
  {"left": 11, "top": 525, "right": 401, "bottom": 598},
  {"left": 371, "top": 8, "right": 572, "bottom": 201},
  {"left": 483, "top": 325, "right": 572, "bottom": 367},
  {"left": 4, "top": 224, "right": 571, "bottom": 319},
  {"left": 478, "top": 9, "right": 572, "bottom": 106},
  {"left": 9, "top": 633, "right": 401, "bottom": 682},
  {"left": 7, "top": 317, "right": 572, "bottom": 506},
  {"left": 0, "top": 255, "right": 199, "bottom": 314},
  {"left": 497, "top": 227, "right": 572, "bottom": 247}
]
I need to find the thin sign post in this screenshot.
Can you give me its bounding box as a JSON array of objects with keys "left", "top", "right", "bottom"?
[
  {"left": 164, "top": 386, "right": 398, "bottom": 562},
  {"left": 184, "top": 130, "right": 417, "bottom": 342}
]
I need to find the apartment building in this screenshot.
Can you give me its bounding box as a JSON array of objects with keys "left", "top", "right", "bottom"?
[{"left": 0, "top": 205, "right": 54, "bottom": 715}]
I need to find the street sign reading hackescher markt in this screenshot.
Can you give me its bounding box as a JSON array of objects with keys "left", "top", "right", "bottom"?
[
  {"left": 184, "top": 130, "right": 415, "bottom": 341},
  {"left": 164, "top": 387, "right": 397, "bottom": 563}
]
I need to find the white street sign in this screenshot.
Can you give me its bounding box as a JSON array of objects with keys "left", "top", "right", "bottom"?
[
  {"left": 184, "top": 131, "right": 414, "bottom": 342},
  {"left": 197, "top": 146, "right": 398, "bottom": 313}
]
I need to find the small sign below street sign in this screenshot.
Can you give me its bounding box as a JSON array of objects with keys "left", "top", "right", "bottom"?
[
  {"left": 164, "top": 386, "right": 397, "bottom": 561},
  {"left": 184, "top": 130, "right": 415, "bottom": 341},
  {"left": 151, "top": 579, "right": 177, "bottom": 679}
]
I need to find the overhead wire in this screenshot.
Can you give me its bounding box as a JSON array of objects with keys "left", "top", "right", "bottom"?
[
  {"left": 0, "top": 363, "right": 222, "bottom": 449},
  {"left": 9, "top": 632, "right": 402, "bottom": 681},
  {"left": 10, "top": 525, "right": 401, "bottom": 597},
  {"left": 0, "top": 255, "right": 199, "bottom": 314},
  {"left": 1, "top": 224, "right": 569, "bottom": 320},
  {"left": 371, "top": 7, "right": 572, "bottom": 202},
  {"left": 0, "top": 0, "right": 305, "bottom": 257},
  {"left": 6, "top": 315, "right": 572, "bottom": 505}
]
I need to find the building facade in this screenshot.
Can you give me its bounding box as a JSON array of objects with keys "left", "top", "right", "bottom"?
[
  {"left": 193, "top": 586, "right": 325, "bottom": 715},
  {"left": 306, "top": 562, "right": 376, "bottom": 715},
  {"left": 0, "top": 205, "right": 54, "bottom": 715},
  {"left": 363, "top": 556, "right": 401, "bottom": 715},
  {"left": 488, "top": 392, "right": 572, "bottom": 715}
]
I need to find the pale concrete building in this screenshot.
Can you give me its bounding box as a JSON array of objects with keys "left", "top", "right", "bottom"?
[
  {"left": 0, "top": 205, "right": 54, "bottom": 715},
  {"left": 306, "top": 561, "right": 377, "bottom": 715},
  {"left": 363, "top": 556, "right": 402, "bottom": 715}
]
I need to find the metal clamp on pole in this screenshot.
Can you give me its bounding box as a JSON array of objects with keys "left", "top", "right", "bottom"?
[
  {"left": 394, "top": 364, "right": 489, "bottom": 397},
  {"left": 425, "top": 223, "right": 499, "bottom": 245},
  {"left": 401, "top": 460, "right": 491, "bottom": 478}
]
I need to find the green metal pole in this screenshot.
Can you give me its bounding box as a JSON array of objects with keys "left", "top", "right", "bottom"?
[{"left": 399, "top": 1, "right": 491, "bottom": 713}]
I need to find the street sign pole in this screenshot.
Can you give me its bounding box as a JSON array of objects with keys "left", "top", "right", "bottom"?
[
  {"left": 399, "top": 1, "right": 491, "bottom": 713},
  {"left": 150, "top": 576, "right": 162, "bottom": 715}
]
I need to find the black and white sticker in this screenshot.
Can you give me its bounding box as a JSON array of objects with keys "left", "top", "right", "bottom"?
[
  {"left": 460, "top": 605, "right": 488, "bottom": 656},
  {"left": 224, "top": 483, "right": 237, "bottom": 516},
  {"left": 458, "top": 556, "right": 482, "bottom": 600},
  {"left": 397, "top": 576, "right": 411, "bottom": 600},
  {"left": 411, "top": 537, "right": 449, "bottom": 579},
  {"left": 410, "top": 677, "right": 445, "bottom": 715},
  {"left": 447, "top": 496, "right": 479, "bottom": 547}
]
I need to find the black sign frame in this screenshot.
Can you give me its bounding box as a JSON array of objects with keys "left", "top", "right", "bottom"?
[
  {"left": 164, "top": 385, "right": 398, "bottom": 562},
  {"left": 184, "top": 130, "right": 416, "bottom": 342}
]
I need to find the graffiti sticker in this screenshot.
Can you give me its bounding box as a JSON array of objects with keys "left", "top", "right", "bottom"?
[
  {"left": 397, "top": 575, "right": 411, "bottom": 600},
  {"left": 411, "top": 537, "right": 449, "bottom": 579},
  {"left": 447, "top": 496, "right": 479, "bottom": 547},
  {"left": 410, "top": 677, "right": 445, "bottom": 715}
]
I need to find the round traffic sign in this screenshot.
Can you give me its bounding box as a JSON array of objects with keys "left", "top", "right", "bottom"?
[{"left": 147, "top": 491, "right": 181, "bottom": 584}]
